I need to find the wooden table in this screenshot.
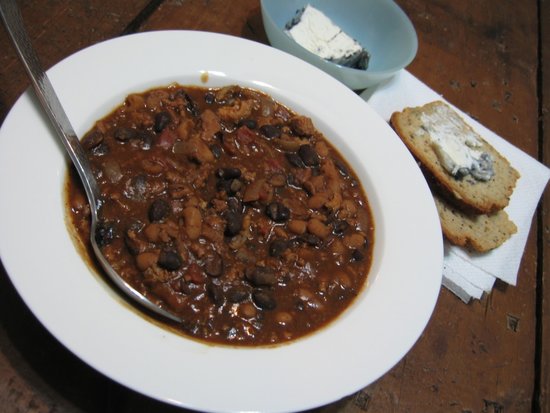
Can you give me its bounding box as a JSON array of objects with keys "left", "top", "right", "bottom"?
[{"left": 0, "top": 1, "right": 547, "bottom": 412}]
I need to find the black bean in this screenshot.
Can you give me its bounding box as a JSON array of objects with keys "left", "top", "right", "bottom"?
[
  {"left": 114, "top": 127, "right": 136, "bottom": 142},
  {"left": 298, "top": 144, "right": 320, "bottom": 167},
  {"left": 269, "top": 239, "right": 288, "bottom": 257},
  {"left": 259, "top": 124, "right": 281, "bottom": 139},
  {"left": 184, "top": 92, "right": 200, "bottom": 117},
  {"left": 238, "top": 119, "right": 257, "bottom": 129},
  {"left": 332, "top": 219, "right": 350, "bottom": 236},
  {"left": 351, "top": 249, "right": 364, "bottom": 261},
  {"left": 334, "top": 159, "right": 350, "bottom": 177},
  {"left": 285, "top": 152, "right": 305, "bottom": 168},
  {"left": 95, "top": 221, "right": 115, "bottom": 247},
  {"left": 216, "top": 167, "right": 242, "bottom": 180},
  {"left": 204, "top": 252, "right": 223, "bottom": 277},
  {"left": 265, "top": 202, "right": 290, "bottom": 222},
  {"left": 224, "top": 210, "right": 243, "bottom": 237},
  {"left": 246, "top": 266, "right": 277, "bottom": 287},
  {"left": 227, "top": 197, "right": 243, "bottom": 212},
  {"left": 210, "top": 143, "right": 223, "bottom": 159},
  {"left": 252, "top": 290, "right": 277, "bottom": 310},
  {"left": 206, "top": 283, "right": 225, "bottom": 306},
  {"left": 227, "top": 286, "right": 249, "bottom": 303},
  {"left": 83, "top": 129, "right": 104, "bottom": 149},
  {"left": 136, "top": 131, "right": 153, "bottom": 150},
  {"left": 90, "top": 142, "right": 109, "bottom": 156},
  {"left": 148, "top": 199, "right": 170, "bottom": 222},
  {"left": 157, "top": 250, "right": 183, "bottom": 271},
  {"left": 297, "top": 233, "right": 322, "bottom": 247},
  {"left": 286, "top": 173, "right": 300, "bottom": 188},
  {"left": 154, "top": 111, "right": 172, "bottom": 132},
  {"left": 204, "top": 92, "right": 215, "bottom": 104}
]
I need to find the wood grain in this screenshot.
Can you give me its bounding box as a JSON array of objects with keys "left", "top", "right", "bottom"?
[
  {"left": 0, "top": 0, "right": 545, "bottom": 412},
  {"left": 0, "top": 0, "right": 152, "bottom": 123},
  {"left": 540, "top": 0, "right": 550, "bottom": 411}
]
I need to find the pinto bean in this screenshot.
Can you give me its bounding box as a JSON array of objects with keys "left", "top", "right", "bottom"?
[
  {"left": 173, "top": 137, "right": 214, "bottom": 164},
  {"left": 288, "top": 219, "right": 307, "bottom": 235},
  {"left": 307, "top": 193, "right": 328, "bottom": 209},
  {"left": 125, "top": 230, "right": 147, "bottom": 255},
  {"left": 238, "top": 302, "right": 257, "bottom": 318},
  {"left": 183, "top": 206, "right": 202, "bottom": 240},
  {"left": 343, "top": 233, "right": 366, "bottom": 248},
  {"left": 290, "top": 115, "right": 316, "bottom": 137},
  {"left": 269, "top": 173, "right": 286, "bottom": 187},
  {"left": 275, "top": 311, "right": 293, "bottom": 325},
  {"left": 143, "top": 223, "right": 161, "bottom": 242},
  {"left": 242, "top": 179, "right": 265, "bottom": 203},
  {"left": 307, "top": 218, "right": 331, "bottom": 239},
  {"left": 315, "top": 141, "right": 329, "bottom": 157},
  {"left": 136, "top": 251, "right": 159, "bottom": 271},
  {"left": 141, "top": 157, "right": 165, "bottom": 175}
]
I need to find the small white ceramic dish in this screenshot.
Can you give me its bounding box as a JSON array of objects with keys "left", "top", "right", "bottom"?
[
  {"left": 0, "top": 31, "right": 441, "bottom": 413},
  {"left": 261, "top": 0, "right": 418, "bottom": 90}
]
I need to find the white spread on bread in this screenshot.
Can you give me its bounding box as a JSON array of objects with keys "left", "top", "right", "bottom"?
[{"left": 419, "top": 104, "right": 494, "bottom": 181}]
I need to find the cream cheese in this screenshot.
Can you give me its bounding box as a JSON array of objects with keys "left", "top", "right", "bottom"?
[
  {"left": 420, "top": 104, "right": 494, "bottom": 181},
  {"left": 285, "top": 5, "right": 369, "bottom": 69}
]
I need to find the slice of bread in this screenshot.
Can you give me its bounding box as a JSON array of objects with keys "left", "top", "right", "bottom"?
[
  {"left": 433, "top": 194, "right": 517, "bottom": 252},
  {"left": 390, "top": 101, "right": 520, "bottom": 214}
]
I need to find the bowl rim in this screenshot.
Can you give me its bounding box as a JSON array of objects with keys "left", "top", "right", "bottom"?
[{"left": 0, "top": 30, "right": 441, "bottom": 413}]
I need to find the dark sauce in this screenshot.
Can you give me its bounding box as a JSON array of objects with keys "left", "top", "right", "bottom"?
[{"left": 66, "top": 84, "right": 374, "bottom": 346}]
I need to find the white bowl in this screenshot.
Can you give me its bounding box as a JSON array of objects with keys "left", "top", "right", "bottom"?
[
  {"left": 261, "top": 0, "right": 418, "bottom": 90},
  {"left": 0, "top": 31, "right": 441, "bottom": 413}
]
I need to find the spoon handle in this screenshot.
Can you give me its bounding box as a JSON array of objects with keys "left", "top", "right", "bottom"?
[
  {"left": 1, "top": 0, "right": 184, "bottom": 324},
  {"left": 0, "top": 0, "right": 100, "bottom": 210}
]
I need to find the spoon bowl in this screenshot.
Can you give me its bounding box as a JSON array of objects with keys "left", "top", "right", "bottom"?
[{"left": 0, "top": 0, "right": 182, "bottom": 324}]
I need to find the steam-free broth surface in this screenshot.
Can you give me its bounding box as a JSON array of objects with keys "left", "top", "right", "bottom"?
[{"left": 67, "top": 84, "right": 373, "bottom": 345}]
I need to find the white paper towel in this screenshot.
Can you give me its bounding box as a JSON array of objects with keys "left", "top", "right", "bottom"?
[{"left": 363, "top": 70, "right": 550, "bottom": 302}]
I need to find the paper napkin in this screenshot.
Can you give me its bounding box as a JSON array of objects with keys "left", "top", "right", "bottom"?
[{"left": 363, "top": 71, "right": 550, "bottom": 303}]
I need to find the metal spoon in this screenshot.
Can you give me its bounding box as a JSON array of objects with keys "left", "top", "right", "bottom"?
[{"left": 0, "top": 0, "right": 182, "bottom": 324}]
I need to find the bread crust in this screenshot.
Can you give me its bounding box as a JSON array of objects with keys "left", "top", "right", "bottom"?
[
  {"left": 390, "top": 101, "right": 519, "bottom": 214},
  {"left": 433, "top": 194, "right": 517, "bottom": 252},
  {"left": 390, "top": 101, "right": 519, "bottom": 252}
]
